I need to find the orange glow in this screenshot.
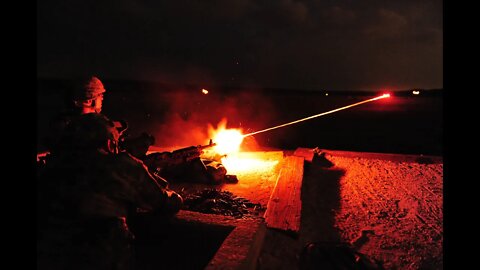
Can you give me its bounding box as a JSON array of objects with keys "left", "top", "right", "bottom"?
[
  {"left": 214, "top": 130, "right": 243, "bottom": 154},
  {"left": 412, "top": 90, "right": 420, "bottom": 95},
  {"left": 208, "top": 118, "right": 244, "bottom": 155},
  {"left": 221, "top": 152, "right": 279, "bottom": 175},
  {"left": 206, "top": 120, "right": 282, "bottom": 174},
  {"left": 202, "top": 89, "right": 209, "bottom": 94}
]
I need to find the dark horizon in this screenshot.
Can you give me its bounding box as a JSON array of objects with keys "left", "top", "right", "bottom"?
[{"left": 37, "top": 77, "right": 443, "bottom": 96}]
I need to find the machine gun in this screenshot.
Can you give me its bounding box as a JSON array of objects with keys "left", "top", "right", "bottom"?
[
  {"left": 143, "top": 139, "right": 238, "bottom": 184},
  {"left": 143, "top": 139, "right": 217, "bottom": 171},
  {"left": 170, "top": 139, "right": 216, "bottom": 162}
]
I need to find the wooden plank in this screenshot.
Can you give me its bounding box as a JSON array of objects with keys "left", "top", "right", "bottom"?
[
  {"left": 263, "top": 156, "right": 304, "bottom": 233},
  {"left": 293, "top": 147, "right": 315, "bottom": 162}
]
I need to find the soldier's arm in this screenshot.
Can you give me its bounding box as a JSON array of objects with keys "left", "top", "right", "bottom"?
[{"left": 116, "top": 152, "right": 182, "bottom": 215}]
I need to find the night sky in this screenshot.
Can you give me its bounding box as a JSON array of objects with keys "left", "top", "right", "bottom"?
[{"left": 37, "top": 0, "right": 442, "bottom": 91}]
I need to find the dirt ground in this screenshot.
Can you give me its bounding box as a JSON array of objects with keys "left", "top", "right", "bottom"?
[{"left": 257, "top": 151, "right": 443, "bottom": 270}]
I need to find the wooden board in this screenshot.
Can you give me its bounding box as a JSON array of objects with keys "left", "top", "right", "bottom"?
[{"left": 263, "top": 156, "right": 304, "bottom": 233}]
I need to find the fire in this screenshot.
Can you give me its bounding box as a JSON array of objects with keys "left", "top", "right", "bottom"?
[
  {"left": 202, "top": 89, "right": 209, "bottom": 94},
  {"left": 214, "top": 129, "right": 244, "bottom": 154},
  {"left": 206, "top": 118, "right": 279, "bottom": 174},
  {"left": 208, "top": 118, "right": 244, "bottom": 155}
]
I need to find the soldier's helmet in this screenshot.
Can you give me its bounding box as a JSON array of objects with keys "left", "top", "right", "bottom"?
[
  {"left": 73, "top": 76, "right": 106, "bottom": 101},
  {"left": 67, "top": 113, "right": 120, "bottom": 154}
]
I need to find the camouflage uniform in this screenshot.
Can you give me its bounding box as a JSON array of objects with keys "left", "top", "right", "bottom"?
[
  {"left": 41, "top": 76, "right": 148, "bottom": 159},
  {"left": 37, "top": 113, "right": 182, "bottom": 270},
  {"left": 41, "top": 76, "right": 107, "bottom": 156}
]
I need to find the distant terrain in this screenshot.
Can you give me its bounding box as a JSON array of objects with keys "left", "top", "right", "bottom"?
[{"left": 37, "top": 79, "right": 442, "bottom": 156}]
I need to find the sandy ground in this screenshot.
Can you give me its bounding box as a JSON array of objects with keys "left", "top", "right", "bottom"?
[{"left": 257, "top": 151, "right": 443, "bottom": 270}]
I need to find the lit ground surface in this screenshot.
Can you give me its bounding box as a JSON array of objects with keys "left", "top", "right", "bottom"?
[
  {"left": 168, "top": 151, "right": 284, "bottom": 210},
  {"left": 140, "top": 147, "right": 444, "bottom": 269},
  {"left": 257, "top": 150, "right": 443, "bottom": 270},
  {"left": 219, "top": 151, "right": 283, "bottom": 207}
]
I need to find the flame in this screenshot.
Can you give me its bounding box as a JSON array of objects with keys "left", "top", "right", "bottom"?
[
  {"left": 202, "top": 89, "right": 209, "bottom": 94},
  {"left": 206, "top": 118, "right": 279, "bottom": 173},
  {"left": 208, "top": 118, "right": 244, "bottom": 155}
]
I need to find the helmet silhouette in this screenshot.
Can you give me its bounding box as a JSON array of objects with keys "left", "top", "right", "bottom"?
[{"left": 73, "top": 76, "right": 106, "bottom": 101}]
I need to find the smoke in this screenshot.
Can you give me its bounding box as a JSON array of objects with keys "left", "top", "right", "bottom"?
[{"left": 146, "top": 87, "right": 277, "bottom": 148}]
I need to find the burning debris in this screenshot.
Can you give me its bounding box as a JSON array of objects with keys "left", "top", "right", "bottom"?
[{"left": 179, "top": 188, "right": 265, "bottom": 218}]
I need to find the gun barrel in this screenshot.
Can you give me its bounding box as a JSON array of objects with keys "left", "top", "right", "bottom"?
[{"left": 198, "top": 142, "right": 217, "bottom": 150}]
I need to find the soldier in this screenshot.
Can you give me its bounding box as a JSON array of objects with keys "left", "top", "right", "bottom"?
[
  {"left": 37, "top": 113, "right": 182, "bottom": 270},
  {"left": 42, "top": 76, "right": 115, "bottom": 156},
  {"left": 42, "top": 76, "right": 151, "bottom": 160}
]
